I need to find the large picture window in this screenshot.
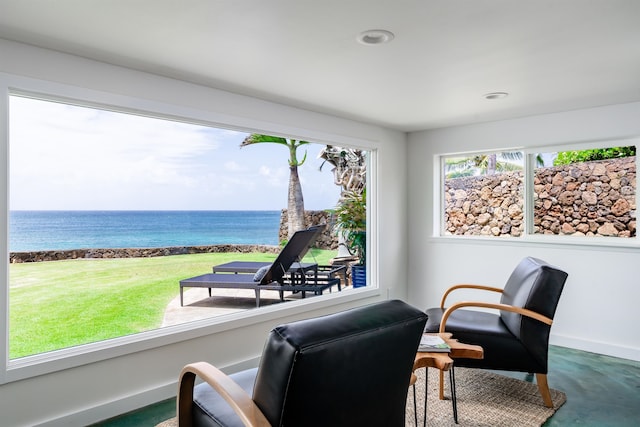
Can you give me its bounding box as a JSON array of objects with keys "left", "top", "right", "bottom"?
[{"left": 7, "top": 93, "right": 369, "bottom": 361}]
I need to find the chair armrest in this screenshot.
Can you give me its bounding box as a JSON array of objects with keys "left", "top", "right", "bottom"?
[
  {"left": 439, "top": 284, "right": 504, "bottom": 308},
  {"left": 439, "top": 301, "right": 553, "bottom": 333},
  {"left": 178, "top": 362, "right": 271, "bottom": 427}
]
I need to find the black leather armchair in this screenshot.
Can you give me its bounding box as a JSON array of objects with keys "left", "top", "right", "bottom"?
[
  {"left": 424, "top": 257, "right": 568, "bottom": 407},
  {"left": 178, "top": 300, "right": 428, "bottom": 427}
]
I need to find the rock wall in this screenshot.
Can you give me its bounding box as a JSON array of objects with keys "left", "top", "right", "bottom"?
[
  {"left": 10, "top": 244, "right": 280, "bottom": 263},
  {"left": 279, "top": 209, "right": 338, "bottom": 249},
  {"left": 445, "top": 171, "right": 524, "bottom": 236},
  {"left": 534, "top": 156, "right": 636, "bottom": 237},
  {"left": 444, "top": 156, "right": 636, "bottom": 237}
]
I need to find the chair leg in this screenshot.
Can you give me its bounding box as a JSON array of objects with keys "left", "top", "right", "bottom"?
[
  {"left": 178, "top": 370, "right": 196, "bottom": 426},
  {"left": 412, "top": 384, "right": 417, "bottom": 427},
  {"left": 424, "top": 368, "right": 429, "bottom": 427},
  {"left": 449, "top": 366, "right": 458, "bottom": 424},
  {"left": 535, "top": 373, "right": 554, "bottom": 407}
]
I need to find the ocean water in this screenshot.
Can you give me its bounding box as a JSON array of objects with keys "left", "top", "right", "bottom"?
[{"left": 9, "top": 210, "right": 281, "bottom": 252}]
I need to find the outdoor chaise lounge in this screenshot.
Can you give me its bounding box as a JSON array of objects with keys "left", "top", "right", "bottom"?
[
  {"left": 179, "top": 225, "right": 343, "bottom": 307},
  {"left": 211, "top": 225, "right": 347, "bottom": 292}
]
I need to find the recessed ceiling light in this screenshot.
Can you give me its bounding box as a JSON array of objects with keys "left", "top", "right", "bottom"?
[
  {"left": 357, "top": 29, "right": 395, "bottom": 45},
  {"left": 483, "top": 92, "right": 509, "bottom": 100}
]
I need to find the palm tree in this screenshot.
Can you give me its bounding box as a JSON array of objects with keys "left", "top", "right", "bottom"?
[
  {"left": 241, "top": 134, "right": 309, "bottom": 239},
  {"left": 445, "top": 152, "right": 524, "bottom": 178}
]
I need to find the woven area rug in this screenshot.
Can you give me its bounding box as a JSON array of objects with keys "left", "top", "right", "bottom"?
[
  {"left": 157, "top": 367, "right": 566, "bottom": 427},
  {"left": 406, "top": 367, "right": 566, "bottom": 426}
]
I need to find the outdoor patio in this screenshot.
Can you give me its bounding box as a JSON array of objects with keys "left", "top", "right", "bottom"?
[{"left": 162, "top": 284, "right": 349, "bottom": 327}]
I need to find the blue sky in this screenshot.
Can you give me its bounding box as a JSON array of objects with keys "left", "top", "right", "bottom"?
[{"left": 9, "top": 96, "right": 342, "bottom": 211}]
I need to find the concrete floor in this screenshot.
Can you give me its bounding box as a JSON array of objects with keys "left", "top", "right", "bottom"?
[{"left": 94, "top": 343, "right": 640, "bottom": 426}]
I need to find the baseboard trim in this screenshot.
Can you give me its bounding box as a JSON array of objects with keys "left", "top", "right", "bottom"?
[
  {"left": 33, "top": 356, "right": 261, "bottom": 427},
  {"left": 551, "top": 333, "right": 640, "bottom": 362},
  {"left": 33, "top": 382, "right": 175, "bottom": 427}
]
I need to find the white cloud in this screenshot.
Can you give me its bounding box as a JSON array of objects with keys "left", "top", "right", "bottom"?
[
  {"left": 223, "top": 161, "right": 245, "bottom": 172},
  {"left": 258, "top": 166, "right": 272, "bottom": 176},
  {"left": 9, "top": 95, "right": 342, "bottom": 210}
]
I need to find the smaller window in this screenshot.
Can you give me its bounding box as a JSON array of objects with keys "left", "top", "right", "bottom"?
[
  {"left": 533, "top": 146, "right": 636, "bottom": 237},
  {"left": 442, "top": 152, "right": 524, "bottom": 237}
]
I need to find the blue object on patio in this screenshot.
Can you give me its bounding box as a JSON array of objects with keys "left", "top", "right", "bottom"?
[{"left": 351, "top": 264, "right": 367, "bottom": 288}]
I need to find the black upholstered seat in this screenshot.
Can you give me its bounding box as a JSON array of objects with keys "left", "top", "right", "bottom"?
[
  {"left": 178, "top": 299, "right": 428, "bottom": 427},
  {"left": 424, "top": 256, "right": 568, "bottom": 407}
]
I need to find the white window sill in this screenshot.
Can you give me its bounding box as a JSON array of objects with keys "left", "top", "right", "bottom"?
[
  {"left": 4, "top": 287, "right": 380, "bottom": 384},
  {"left": 431, "top": 234, "right": 640, "bottom": 251}
]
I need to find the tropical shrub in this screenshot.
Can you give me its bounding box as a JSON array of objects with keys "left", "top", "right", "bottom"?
[{"left": 554, "top": 146, "right": 635, "bottom": 165}]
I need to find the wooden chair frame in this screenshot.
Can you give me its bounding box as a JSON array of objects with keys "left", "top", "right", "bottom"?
[{"left": 178, "top": 362, "right": 271, "bottom": 427}]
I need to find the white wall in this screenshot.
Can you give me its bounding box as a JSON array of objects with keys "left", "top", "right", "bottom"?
[
  {"left": 407, "top": 102, "right": 640, "bottom": 363},
  {"left": 0, "top": 39, "right": 408, "bottom": 426}
]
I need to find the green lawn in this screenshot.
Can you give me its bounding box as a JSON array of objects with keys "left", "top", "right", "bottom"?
[{"left": 9, "top": 249, "right": 336, "bottom": 359}]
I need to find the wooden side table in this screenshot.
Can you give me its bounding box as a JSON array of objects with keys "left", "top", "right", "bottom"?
[{"left": 412, "top": 333, "right": 483, "bottom": 425}]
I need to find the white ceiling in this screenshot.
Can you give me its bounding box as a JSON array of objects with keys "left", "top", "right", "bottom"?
[{"left": 1, "top": 0, "right": 639, "bottom": 132}]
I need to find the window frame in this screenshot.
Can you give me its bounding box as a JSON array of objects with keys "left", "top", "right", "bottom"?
[
  {"left": 0, "top": 73, "right": 380, "bottom": 384},
  {"left": 436, "top": 138, "right": 640, "bottom": 248}
]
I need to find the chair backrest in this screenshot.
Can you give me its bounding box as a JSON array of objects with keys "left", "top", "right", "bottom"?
[
  {"left": 259, "top": 225, "right": 325, "bottom": 285},
  {"left": 252, "top": 300, "right": 428, "bottom": 427},
  {"left": 499, "top": 257, "right": 568, "bottom": 363}
]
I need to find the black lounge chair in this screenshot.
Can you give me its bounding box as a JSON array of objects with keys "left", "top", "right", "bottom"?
[
  {"left": 178, "top": 300, "right": 428, "bottom": 427},
  {"left": 179, "top": 225, "right": 340, "bottom": 307},
  {"left": 211, "top": 224, "right": 347, "bottom": 292},
  {"left": 211, "top": 224, "right": 324, "bottom": 276}
]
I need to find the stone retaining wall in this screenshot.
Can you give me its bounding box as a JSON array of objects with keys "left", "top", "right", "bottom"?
[
  {"left": 535, "top": 156, "right": 636, "bottom": 236},
  {"left": 445, "top": 171, "right": 524, "bottom": 236},
  {"left": 279, "top": 209, "right": 339, "bottom": 249},
  {"left": 444, "top": 156, "right": 636, "bottom": 237},
  {"left": 10, "top": 244, "right": 280, "bottom": 264}
]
